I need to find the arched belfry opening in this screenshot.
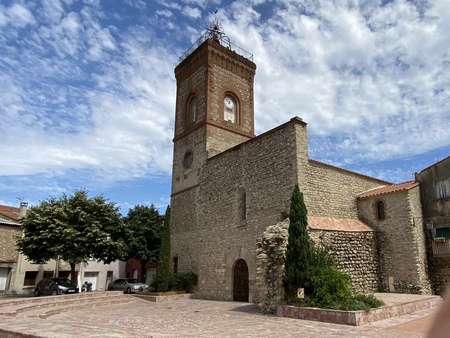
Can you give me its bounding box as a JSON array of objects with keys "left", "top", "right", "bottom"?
[{"left": 233, "top": 259, "right": 249, "bottom": 302}]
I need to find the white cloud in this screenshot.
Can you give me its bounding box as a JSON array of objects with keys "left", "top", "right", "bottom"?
[
  {"left": 221, "top": 0, "right": 450, "bottom": 163},
  {"left": 156, "top": 9, "right": 173, "bottom": 18},
  {"left": 182, "top": 0, "right": 221, "bottom": 9},
  {"left": 182, "top": 6, "right": 202, "bottom": 19},
  {"left": 0, "top": 3, "right": 35, "bottom": 27},
  {"left": 0, "top": 2, "right": 175, "bottom": 179},
  {"left": 0, "top": 0, "right": 449, "bottom": 186}
]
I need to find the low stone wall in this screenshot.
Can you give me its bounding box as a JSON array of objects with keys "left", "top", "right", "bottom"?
[
  {"left": 0, "top": 329, "right": 37, "bottom": 338},
  {"left": 277, "top": 294, "right": 441, "bottom": 326},
  {"left": 133, "top": 293, "right": 192, "bottom": 302}
]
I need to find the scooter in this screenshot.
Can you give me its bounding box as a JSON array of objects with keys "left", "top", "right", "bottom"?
[{"left": 81, "top": 281, "right": 93, "bottom": 292}]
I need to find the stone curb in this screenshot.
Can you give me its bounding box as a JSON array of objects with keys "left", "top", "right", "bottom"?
[
  {"left": 133, "top": 293, "right": 192, "bottom": 302},
  {"left": 276, "top": 295, "right": 442, "bottom": 326}
]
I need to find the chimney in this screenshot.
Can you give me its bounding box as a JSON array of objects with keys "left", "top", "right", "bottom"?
[{"left": 19, "top": 202, "right": 28, "bottom": 218}]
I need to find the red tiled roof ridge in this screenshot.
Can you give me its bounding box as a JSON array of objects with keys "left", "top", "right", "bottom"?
[
  {"left": 357, "top": 181, "right": 419, "bottom": 199},
  {"left": 308, "top": 215, "right": 374, "bottom": 232},
  {"left": 0, "top": 204, "right": 20, "bottom": 221}
]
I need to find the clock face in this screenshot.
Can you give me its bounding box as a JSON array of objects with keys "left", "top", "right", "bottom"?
[{"left": 224, "top": 96, "right": 235, "bottom": 110}]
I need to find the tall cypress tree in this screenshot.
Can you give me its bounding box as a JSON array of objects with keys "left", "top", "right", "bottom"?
[
  {"left": 155, "top": 205, "right": 171, "bottom": 291},
  {"left": 283, "top": 184, "right": 314, "bottom": 300}
]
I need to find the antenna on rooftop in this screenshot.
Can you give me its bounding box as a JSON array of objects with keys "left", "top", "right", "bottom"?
[
  {"left": 178, "top": 9, "right": 253, "bottom": 63},
  {"left": 206, "top": 9, "right": 231, "bottom": 48}
]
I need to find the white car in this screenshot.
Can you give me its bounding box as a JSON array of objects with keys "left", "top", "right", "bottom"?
[{"left": 109, "top": 278, "right": 148, "bottom": 294}]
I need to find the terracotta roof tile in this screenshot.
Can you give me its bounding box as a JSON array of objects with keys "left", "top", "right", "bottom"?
[
  {"left": 308, "top": 216, "right": 374, "bottom": 232},
  {"left": 357, "top": 181, "right": 419, "bottom": 199},
  {"left": 0, "top": 205, "right": 20, "bottom": 221},
  {"left": 0, "top": 214, "right": 20, "bottom": 226}
]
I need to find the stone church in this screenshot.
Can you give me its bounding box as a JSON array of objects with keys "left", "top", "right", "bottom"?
[{"left": 170, "top": 31, "right": 432, "bottom": 303}]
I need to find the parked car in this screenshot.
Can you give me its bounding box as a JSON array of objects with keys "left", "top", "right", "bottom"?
[
  {"left": 109, "top": 278, "right": 148, "bottom": 294},
  {"left": 34, "top": 278, "right": 79, "bottom": 296}
]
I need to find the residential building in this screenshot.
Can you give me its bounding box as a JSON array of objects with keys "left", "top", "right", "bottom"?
[{"left": 416, "top": 156, "right": 450, "bottom": 294}]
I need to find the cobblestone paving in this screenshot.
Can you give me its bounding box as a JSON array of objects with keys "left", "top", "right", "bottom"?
[{"left": 0, "top": 297, "right": 436, "bottom": 338}]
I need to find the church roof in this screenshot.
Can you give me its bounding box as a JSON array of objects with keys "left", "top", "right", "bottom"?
[
  {"left": 308, "top": 216, "right": 374, "bottom": 232},
  {"left": 357, "top": 181, "right": 419, "bottom": 199}
]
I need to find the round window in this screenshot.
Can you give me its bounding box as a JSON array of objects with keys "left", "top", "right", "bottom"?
[{"left": 183, "top": 151, "right": 193, "bottom": 169}]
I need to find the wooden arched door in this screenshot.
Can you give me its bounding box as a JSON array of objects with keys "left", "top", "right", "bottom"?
[{"left": 233, "top": 259, "right": 249, "bottom": 302}]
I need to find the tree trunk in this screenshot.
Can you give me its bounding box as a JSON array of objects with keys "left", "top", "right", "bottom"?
[
  {"left": 70, "top": 262, "right": 77, "bottom": 283},
  {"left": 140, "top": 259, "right": 147, "bottom": 283},
  {"left": 54, "top": 258, "right": 60, "bottom": 278}
]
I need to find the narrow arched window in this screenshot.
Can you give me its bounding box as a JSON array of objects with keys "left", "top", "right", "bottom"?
[
  {"left": 173, "top": 256, "right": 178, "bottom": 273},
  {"left": 239, "top": 188, "right": 247, "bottom": 221},
  {"left": 187, "top": 95, "right": 198, "bottom": 123},
  {"left": 376, "top": 200, "right": 385, "bottom": 220},
  {"left": 224, "top": 94, "right": 238, "bottom": 124}
]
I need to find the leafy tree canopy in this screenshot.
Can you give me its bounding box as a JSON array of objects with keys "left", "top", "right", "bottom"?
[
  {"left": 123, "top": 204, "right": 163, "bottom": 262},
  {"left": 17, "top": 191, "right": 125, "bottom": 280}
]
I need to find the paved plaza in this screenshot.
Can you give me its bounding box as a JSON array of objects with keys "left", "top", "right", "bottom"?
[{"left": 0, "top": 295, "right": 438, "bottom": 338}]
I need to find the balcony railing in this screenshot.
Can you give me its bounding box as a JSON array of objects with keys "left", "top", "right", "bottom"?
[{"left": 432, "top": 238, "right": 450, "bottom": 257}]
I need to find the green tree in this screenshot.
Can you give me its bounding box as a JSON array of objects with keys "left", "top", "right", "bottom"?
[
  {"left": 17, "top": 191, "right": 125, "bottom": 282},
  {"left": 283, "top": 184, "right": 315, "bottom": 300},
  {"left": 123, "top": 204, "right": 163, "bottom": 282},
  {"left": 153, "top": 205, "right": 171, "bottom": 291}
]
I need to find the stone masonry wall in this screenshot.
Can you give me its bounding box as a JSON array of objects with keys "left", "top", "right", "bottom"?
[
  {"left": 172, "top": 120, "right": 391, "bottom": 302},
  {"left": 407, "top": 186, "right": 432, "bottom": 293},
  {"left": 172, "top": 121, "right": 299, "bottom": 302},
  {"left": 174, "top": 64, "right": 208, "bottom": 138},
  {"left": 415, "top": 157, "right": 450, "bottom": 294},
  {"left": 309, "top": 230, "right": 380, "bottom": 293},
  {"left": 208, "top": 63, "right": 254, "bottom": 135},
  {"left": 0, "top": 225, "right": 19, "bottom": 263},
  {"left": 292, "top": 123, "right": 387, "bottom": 219},
  {"left": 358, "top": 190, "right": 431, "bottom": 294},
  {"left": 206, "top": 125, "right": 250, "bottom": 158},
  {"left": 255, "top": 220, "right": 379, "bottom": 309},
  {"left": 171, "top": 128, "right": 207, "bottom": 194},
  {"left": 304, "top": 160, "right": 386, "bottom": 219}
]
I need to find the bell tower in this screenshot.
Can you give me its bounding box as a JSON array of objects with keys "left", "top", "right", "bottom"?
[{"left": 171, "top": 23, "right": 256, "bottom": 195}]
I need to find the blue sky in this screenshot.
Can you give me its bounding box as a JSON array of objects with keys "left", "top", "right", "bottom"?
[{"left": 0, "top": 0, "right": 449, "bottom": 213}]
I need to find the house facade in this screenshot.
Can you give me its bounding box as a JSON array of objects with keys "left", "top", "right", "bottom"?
[
  {"left": 169, "top": 32, "right": 435, "bottom": 303},
  {"left": 416, "top": 157, "right": 450, "bottom": 294},
  {"left": 0, "top": 205, "right": 23, "bottom": 294}
]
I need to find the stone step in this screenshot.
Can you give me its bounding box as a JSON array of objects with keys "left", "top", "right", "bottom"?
[
  {"left": 36, "top": 297, "right": 135, "bottom": 319},
  {"left": 0, "top": 291, "right": 123, "bottom": 308},
  {"left": 0, "top": 293, "right": 129, "bottom": 317}
]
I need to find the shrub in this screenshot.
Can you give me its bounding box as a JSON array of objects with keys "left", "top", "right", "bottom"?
[
  {"left": 311, "top": 266, "right": 352, "bottom": 309},
  {"left": 151, "top": 272, "right": 175, "bottom": 292},
  {"left": 283, "top": 185, "right": 384, "bottom": 311},
  {"left": 348, "top": 294, "right": 384, "bottom": 310},
  {"left": 174, "top": 272, "right": 198, "bottom": 292},
  {"left": 151, "top": 272, "right": 198, "bottom": 293}
]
